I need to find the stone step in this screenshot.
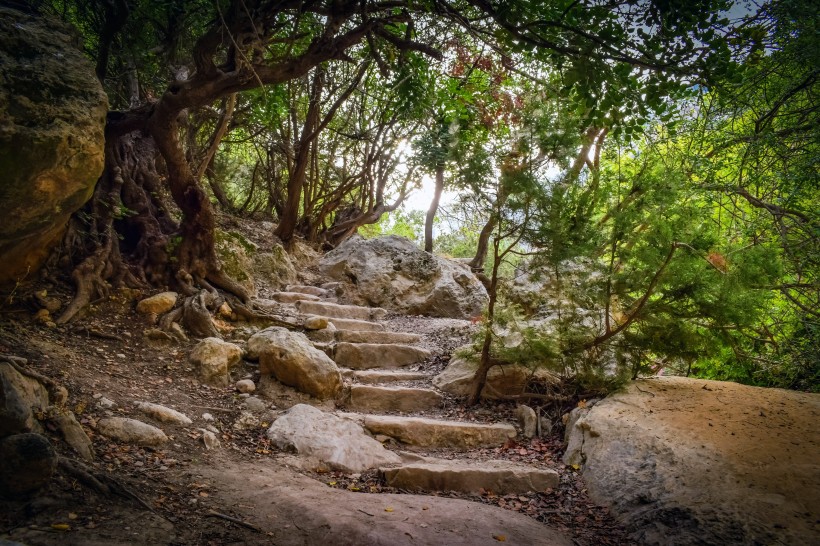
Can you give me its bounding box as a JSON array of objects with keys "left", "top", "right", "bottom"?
[
  {"left": 381, "top": 459, "right": 559, "bottom": 495},
  {"left": 347, "top": 385, "right": 443, "bottom": 413},
  {"left": 296, "top": 300, "right": 387, "bottom": 322},
  {"left": 328, "top": 317, "right": 385, "bottom": 332},
  {"left": 363, "top": 415, "right": 517, "bottom": 448},
  {"left": 270, "top": 291, "right": 320, "bottom": 304},
  {"left": 342, "top": 369, "right": 430, "bottom": 384},
  {"left": 334, "top": 330, "right": 422, "bottom": 344},
  {"left": 334, "top": 343, "right": 431, "bottom": 370},
  {"left": 285, "top": 284, "right": 331, "bottom": 298}
]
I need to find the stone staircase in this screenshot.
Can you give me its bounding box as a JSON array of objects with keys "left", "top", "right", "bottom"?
[{"left": 264, "top": 286, "right": 560, "bottom": 496}]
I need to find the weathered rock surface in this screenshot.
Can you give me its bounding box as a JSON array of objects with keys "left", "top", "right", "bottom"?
[
  {"left": 363, "top": 415, "right": 516, "bottom": 448},
  {"left": 271, "top": 291, "right": 320, "bottom": 304},
  {"left": 348, "top": 385, "right": 443, "bottom": 413},
  {"left": 515, "top": 405, "right": 538, "bottom": 438},
  {"left": 96, "top": 417, "right": 168, "bottom": 447},
  {"left": 267, "top": 404, "right": 401, "bottom": 472},
  {"left": 203, "top": 460, "right": 574, "bottom": 546},
  {"left": 254, "top": 244, "right": 297, "bottom": 289},
  {"left": 433, "top": 354, "right": 551, "bottom": 399},
  {"left": 235, "top": 379, "right": 256, "bottom": 393},
  {"left": 215, "top": 229, "right": 258, "bottom": 297},
  {"left": 319, "top": 235, "right": 488, "bottom": 319},
  {"left": 327, "top": 317, "right": 385, "bottom": 332},
  {"left": 334, "top": 343, "right": 431, "bottom": 370},
  {"left": 286, "top": 284, "right": 330, "bottom": 298},
  {"left": 343, "top": 369, "right": 429, "bottom": 384},
  {"left": 135, "top": 292, "right": 178, "bottom": 315},
  {"left": 0, "top": 433, "right": 58, "bottom": 499},
  {"left": 563, "top": 377, "right": 820, "bottom": 546},
  {"left": 382, "top": 459, "right": 559, "bottom": 495},
  {"left": 296, "top": 300, "right": 387, "bottom": 321},
  {"left": 334, "top": 330, "right": 422, "bottom": 345},
  {"left": 248, "top": 327, "right": 341, "bottom": 400},
  {"left": 188, "top": 337, "right": 243, "bottom": 387},
  {"left": 136, "top": 402, "right": 192, "bottom": 425},
  {"left": 0, "top": 361, "right": 50, "bottom": 436},
  {"left": 0, "top": 7, "right": 108, "bottom": 284},
  {"left": 303, "top": 315, "right": 330, "bottom": 330}
]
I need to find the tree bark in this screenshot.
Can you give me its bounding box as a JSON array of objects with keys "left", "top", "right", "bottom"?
[{"left": 424, "top": 163, "right": 445, "bottom": 253}]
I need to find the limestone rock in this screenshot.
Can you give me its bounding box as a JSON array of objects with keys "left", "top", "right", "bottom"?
[
  {"left": 334, "top": 330, "right": 422, "bottom": 344},
  {"left": 334, "top": 343, "right": 431, "bottom": 370},
  {"left": 254, "top": 243, "right": 297, "bottom": 290},
  {"left": 233, "top": 411, "right": 260, "bottom": 430},
  {"left": 363, "top": 415, "right": 516, "bottom": 448},
  {"left": 382, "top": 459, "right": 559, "bottom": 495},
  {"left": 433, "top": 353, "right": 552, "bottom": 399},
  {"left": 136, "top": 401, "right": 192, "bottom": 425},
  {"left": 247, "top": 327, "right": 342, "bottom": 400},
  {"left": 0, "top": 361, "right": 50, "bottom": 436},
  {"left": 303, "top": 316, "right": 329, "bottom": 330},
  {"left": 319, "top": 235, "right": 488, "bottom": 319},
  {"left": 189, "top": 337, "right": 243, "bottom": 387},
  {"left": 286, "top": 284, "right": 330, "bottom": 298},
  {"left": 215, "top": 229, "right": 257, "bottom": 297},
  {"left": 348, "top": 385, "right": 443, "bottom": 413},
  {"left": 327, "top": 317, "right": 385, "bottom": 332},
  {"left": 271, "top": 291, "right": 320, "bottom": 304},
  {"left": 0, "top": 433, "right": 57, "bottom": 499},
  {"left": 295, "top": 300, "right": 387, "bottom": 321},
  {"left": 345, "top": 369, "right": 429, "bottom": 384},
  {"left": 235, "top": 379, "right": 256, "bottom": 393},
  {"left": 200, "top": 429, "right": 220, "bottom": 450},
  {"left": 96, "top": 417, "right": 168, "bottom": 447},
  {"left": 0, "top": 7, "right": 107, "bottom": 284},
  {"left": 515, "top": 405, "right": 538, "bottom": 438},
  {"left": 136, "top": 292, "right": 178, "bottom": 315},
  {"left": 266, "top": 404, "right": 401, "bottom": 473},
  {"left": 51, "top": 411, "right": 94, "bottom": 461},
  {"left": 562, "top": 377, "right": 820, "bottom": 545},
  {"left": 242, "top": 396, "right": 267, "bottom": 412}
]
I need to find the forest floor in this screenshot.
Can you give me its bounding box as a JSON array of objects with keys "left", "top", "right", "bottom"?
[{"left": 0, "top": 252, "right": 629, "bottom": 545}]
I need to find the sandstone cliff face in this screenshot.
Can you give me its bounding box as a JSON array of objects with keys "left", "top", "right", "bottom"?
[{"left": 0, "top": 7, "right": 108, "bottom": 284}]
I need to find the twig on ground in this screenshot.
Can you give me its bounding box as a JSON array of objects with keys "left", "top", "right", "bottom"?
[{"left": 206, "top": 510, "right": 262, "bottom": 532}]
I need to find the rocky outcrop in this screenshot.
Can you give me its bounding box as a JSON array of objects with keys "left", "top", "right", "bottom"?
[
  {"left": 254, "top": 243, "right": 297, "bottom": 289},
  {"left": 215, "top": 230, "right": 258, "bottom": 297},
  {"left": 266, "top": 404, "right": 401, "bottom": 472},
  {"left": 563, "top": 377, "right": 820, "bottom": 545},
  {"left": 319, "top": 235, "right": 488, "bottom": 319},
  {"left": 248, "top": 327, "right": 342, "bottom": 400},
  {"left": 0, "top": 7, "right": 108, "bottom": 284}
]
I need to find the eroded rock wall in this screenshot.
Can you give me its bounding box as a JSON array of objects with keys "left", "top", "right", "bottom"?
[{"left": 0, "top": 7, "right": 108, "bottom": 284}]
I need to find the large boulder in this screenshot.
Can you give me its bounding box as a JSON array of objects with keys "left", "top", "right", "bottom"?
[
  {"left": 433, "top": 353, "right": 553, "bottom": 400},
  {"left": 0, "top": 433, "right": 58, "bottom": 499},
  {"left": 319, "top": 235, "right": 487, "bottom": 319},
  {"left": 0, "top": 7, "right": 107, "bottom": 284},
  {"left": 266, "top": 404, "right": 401, "bottom": 472},
  {"left": 0, "top": 361, "right": 50, "bottom": 437},
  {"left": 247, "top": 327, "right": 342, "bottom": 400},
  {"left": 254, "top": 243, "right": 297, "bottom": 290},
  {"left": 188, "top": 337, "right": 243, "bottom": 387},
  {"left": 563, "top": 377, "right": 820, "bottom": 545}
]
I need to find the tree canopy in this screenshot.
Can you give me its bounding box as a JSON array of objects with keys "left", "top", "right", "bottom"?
[{"left": 24, "top": 0, "right": 818, "bottom": 390}]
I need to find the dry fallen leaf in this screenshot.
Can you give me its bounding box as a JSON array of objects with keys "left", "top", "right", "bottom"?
[
  {"left": 51, "top": 523, "right": 71, "bottom": 531},
  {"left": 384, "top": 507, "right": 394, "bottom": 513},
  {"left": 493, "top": 534, "right": 506, "bottom": 542}
]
